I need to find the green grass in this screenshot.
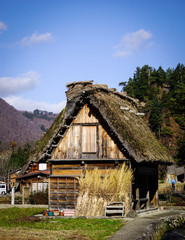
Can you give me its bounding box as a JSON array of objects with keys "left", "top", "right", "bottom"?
[{"left": 0, "top": 207, "right": 125, "bottom": 240}]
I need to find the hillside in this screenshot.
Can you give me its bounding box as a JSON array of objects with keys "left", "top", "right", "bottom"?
[
  {"left": 22, "top": 110, "right": 58, "bottom": 133},
  {"left": 0, "top": 98, "right": 43, "bottom": 151},
  {"left": 119, "top": 63, "right": 185, "bottom": 165}
]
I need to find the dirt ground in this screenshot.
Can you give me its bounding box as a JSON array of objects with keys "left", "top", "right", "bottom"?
[{"left": 0, "top": 227, "right": 89, "bottom": 240}]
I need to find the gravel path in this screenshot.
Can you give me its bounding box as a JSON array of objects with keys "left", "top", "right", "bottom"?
[
  {"left": 0, "top": 204, "right": 48, "bottom": 209},
  {"left": 109, "top": 207, "right": 185, "bottom": 240}
]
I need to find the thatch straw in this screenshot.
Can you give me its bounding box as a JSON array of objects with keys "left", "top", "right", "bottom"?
[{"left": 75, "top": 163, "right": 133, "bottom": 217}]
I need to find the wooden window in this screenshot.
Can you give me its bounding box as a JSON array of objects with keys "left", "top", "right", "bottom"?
[
  {"left": 38, "top": 182, "right": 48, "bottom": 192},
  {"left": 39, "top": 163, "right": 47, "bottom": 170},
  {"left": 82, "top": 126, "right": 97, "bottom": 153},
  {"left": 32, "top": 183, "right": 37, "bottom": 192}
]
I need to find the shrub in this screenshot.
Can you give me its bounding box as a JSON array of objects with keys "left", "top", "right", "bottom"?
[
  {"left": 161, "top": 126, "right": 173, "bottom": 136},
  {"left": 29, "top": 190, "right": 48, "bottom": 204}
]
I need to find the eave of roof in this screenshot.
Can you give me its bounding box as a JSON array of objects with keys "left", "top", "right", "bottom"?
[{"left": 16, "top": 170, "right": 50, "bottom": 180}]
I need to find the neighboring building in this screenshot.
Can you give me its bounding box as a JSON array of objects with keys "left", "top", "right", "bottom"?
[
  {"left": 16, "top": 162, "right": 50, "bottom": 194},
  {"left": 167, "top": 164, "right": 185, "bottom": 183},
  {"left": 19, "top": 81, "right": 173, "bottom": 212}
]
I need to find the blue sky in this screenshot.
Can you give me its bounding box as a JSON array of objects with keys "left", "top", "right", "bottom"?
[{"left": 0, "top": 0, "right": 185, "bottom": 113}]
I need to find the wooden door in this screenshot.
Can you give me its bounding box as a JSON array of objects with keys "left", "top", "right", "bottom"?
[{"left": 82, "top": 126, "right": 97, "bottom": 158}]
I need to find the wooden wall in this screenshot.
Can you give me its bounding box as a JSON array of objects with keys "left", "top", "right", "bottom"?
[
  {"left": 52, "top": 104, "right": 125, "bottom": 160},
  {"left": 52, "top": 164, "right": 82, "bottom": 176},
  {"left": 49, "top": 177, "right": 79, "bottom": 209},
  {"left": 19, "top": 176, "right": 48, "bottom": 193},
  {"left": 51, "top": 162, "right": 118, "bottom": 177},
  {"left": 30, "top": 163, "right": 50, "bottom": 173},
  {"left": 49, "top": 162, "right": 120, "bottom": 210},
  {"left": 49, "top": 104, "right": 127, "bottom": 209}
]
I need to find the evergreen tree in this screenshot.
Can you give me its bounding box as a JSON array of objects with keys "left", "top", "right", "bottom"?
[
  {"left": 156, "top": 66, "right": 166, "bottom": 86},
  {"left": 177, "top": 132, "right": 185, "bottom": 165},
  {"left": 8, "top": 143, "right": 32, "bottom": 171},
  {"left": 149, "top": 98, "right": 162, "bottom": 137},
  {"left": 119, "top": 63, "right": 185, "bottom": 164}
]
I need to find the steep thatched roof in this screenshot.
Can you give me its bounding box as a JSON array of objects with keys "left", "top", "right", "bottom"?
[{"left": 23, "top": 81, "right": 173, "bottom": 173}]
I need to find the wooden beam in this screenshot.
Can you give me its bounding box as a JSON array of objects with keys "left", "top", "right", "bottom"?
[
  {"left": 49, "top": 159, "right": 129, "bottom": 163},
  {"left": 48, "top": 178, "right": 51, "bottom": 210},
  {"left": 51, "top": 144, "right": 58, "bottom": 148},
  {"left": 146, "top": 191, "right": 150, "bottom": 209},
  {"left": 49, "top": 175, "right": 81, "bottom": 178},
  {"left": 57, "top": 133, "right": 64, "bottom": 138},
  {"left": 136, "top": 188, "right": 140, "bottom": 211},
  {"left": 73, "top": 123, "right": 99, "bottom": 126}
]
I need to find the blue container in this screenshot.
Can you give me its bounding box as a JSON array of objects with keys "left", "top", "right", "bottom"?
[{"left": 48, "top": 211, "right": 53, "bottom": 216}]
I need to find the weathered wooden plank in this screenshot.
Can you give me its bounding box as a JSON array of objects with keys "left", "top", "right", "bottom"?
[
  {"left": 73, "top": 104, "right": 98, "bottom": 124},
  {"left": 105, "top": 210, "right": 123, "bottom": 213},
  {"left": 53, "top": 167, "right": 82, "bottom": 170},
  {"left": 102, "top": 127, "right": 107, "bottom": 158},
  {"left": 86, "top": 163, "right": 115, "bottom": 168},
  {"left": 51, "top": 185, "right": 79, "bottom": 190},
  {"left": 49, "top": 177, "right": 79, "bottom": 210},
  {"left": 52, "top": 164, "right": 81, "bottom": 168},
  {"left": 67, "top": 126, "right": 72, "bottom": 159},
  {"left": 106, "top": 206, "right": 124, "bottom": 209},
  {"left": 98, "top": 125, "right": 125, "bottom": 159},
  {"left": 82, "top": 125, "right": 97, "bottom": 153},
  {"left": 52, "top": 169, "right": 82, "bottom": 176}
]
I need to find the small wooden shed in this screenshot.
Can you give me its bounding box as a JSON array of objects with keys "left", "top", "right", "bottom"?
[{"left": 21, "top": 81, "right": 173, "bottom": 212}]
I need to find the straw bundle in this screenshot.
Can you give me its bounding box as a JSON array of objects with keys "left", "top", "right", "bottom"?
[{"left": 75, "top": 163, "right": 133, "bottom": 217}]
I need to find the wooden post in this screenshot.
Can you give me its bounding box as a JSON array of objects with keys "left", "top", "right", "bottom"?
[
  {"left": 146, "top": 191, "right": 150, "bottom": 209},
  {"left": 48, "top": 178, "right": 50, "bottom": 210},
  {"left": 155, "top": 190, "right": 159, "bottom": 208},
  {"left": 136, "top": 188, "right": 140, "bottom": 211},
  {"left": 22, "top": 186, "right": 25, "bottom": 205},
  {"left": 105, "top": 202, "right": 107, "bottom": 217},
  {"left": 7, "top": 169, "right": 10, "bottom": 191},
  {"left": 57, "top": 177, "right": 59, "bottom": 210},
  {"left": 11, "top": 187, "right": 15, "bottom": 205},
  {"left": 129, "top": 184, "right": 132, "bottom": 213}
]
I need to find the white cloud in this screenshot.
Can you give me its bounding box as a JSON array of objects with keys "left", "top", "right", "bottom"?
[
  {"left": 20, "top": 32, "right": 53, "bottom": 46},
  {"left": 114, "top": 50, "right": 132, "bottom": 58},
  {"left": 3, "top": 96, "right": 66, "bottom": 113},
  {"left": 0, "top": 71, "right": 39, "bottom": 97},
  {"left": 114, "top": 29, "right": 153, "bottom": 58},
  {"left": 0, "top": 21, "right": 7, "bottom": 33}
]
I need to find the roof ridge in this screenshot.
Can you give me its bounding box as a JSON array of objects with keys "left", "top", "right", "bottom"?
[{"left": 66, "top": 80, "right": 144, "bottom": 110}]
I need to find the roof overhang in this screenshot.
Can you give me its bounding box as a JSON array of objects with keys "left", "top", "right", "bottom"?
[{"left": 16, "top": 170, "right": 50, "bottom": 180}]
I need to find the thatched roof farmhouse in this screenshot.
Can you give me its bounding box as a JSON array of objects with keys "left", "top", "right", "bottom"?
[{"left": 19, "top": 81, "right": 173, "bottom": 212}]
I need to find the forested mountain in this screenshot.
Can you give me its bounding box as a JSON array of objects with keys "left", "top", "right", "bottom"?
[
  {"left": 22, "top": 110, "right": 58, "bottom": 133},
  {"left": 0, "top": 98, "right": 43, "bottom": 151},
  {"left": 119, "top": 63, "right": 185, "bottom": 165},
  {"left": 0, "top": 99, "right": 58, "bottom": 176}
]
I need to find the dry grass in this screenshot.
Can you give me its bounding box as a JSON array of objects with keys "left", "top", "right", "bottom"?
[
  {"left": 75, "top": 163, "right": 133, "bottom": 217},
  {"left": 159, "top": 182, "right": 185, "bottom": 194}
]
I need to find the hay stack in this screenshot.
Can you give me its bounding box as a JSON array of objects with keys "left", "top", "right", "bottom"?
[{"left": 75, "top": 163, "right": 133, "bottom": 217}]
